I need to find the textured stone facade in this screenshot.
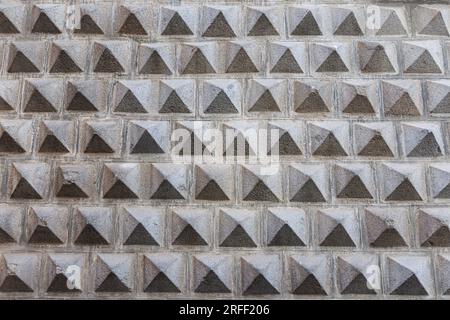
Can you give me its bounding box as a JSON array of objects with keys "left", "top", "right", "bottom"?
[{"left": 0, "top": 0, "right": 450, "bottom": 299}]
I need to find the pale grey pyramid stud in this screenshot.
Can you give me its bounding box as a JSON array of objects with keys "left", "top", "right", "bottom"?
[
  {"left": 381, "top": 80, "right": 423, "bottom": 117},
  {"left": 363, "top": 207, "right": 410, "bottom": 247},
  {"left": 192, "top": 254, "right": 233, "bottom": 294},
  {"left": 26, "top": 206, "right": 69, "bottom": 245},
  {"left": 400, "top": 122, "right": 445, "bottom": 157},
  {"left": 288, "top": 163, "right": 330, "bottom": 203},
  {"left": 288, "top": 253, "right": 331, "bottom": 295},
  {"left": 336, "top": 253, "right": 380, "bottom": 295},
  {"left": 385, "top": 254, "right": 433, "bottom": 296},
  {"left": 379, "top": 163, "right": 426, "bottom": 202},
  {"left": 240, "top": 254, "right": 281, "bottom": 295},
  {"left": 402, "top": 41, "right": 444, "bottom": 74},
  {"left": 316, "top": 208, "right": 360, "bottom": 247},
  {"left": 218, "top": 208, "right": 258, "bottom": 248},
  {"left": 143, "top": 253, "right": 185, "bottom": 293},
  {"left": 94, "top": 254, "right": 135, "bottom": 293}
]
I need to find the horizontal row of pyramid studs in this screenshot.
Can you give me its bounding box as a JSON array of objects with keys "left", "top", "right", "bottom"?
[
  {"left": 2, "top": 78, "right": 450, "bottom": 116},
  {"left": 0, "top": 3, "right": 448, "bottom": 39},
  {"left": 0, "top": 251, "right": 449, "bottom": 297},
  {"left": 1, "top": 205, "right": 450, "bottom": 250},
  {"left": 1, "top": 119, "right": 450, "bottom": 158},
  {"left": 4, "top": 40, "right": 450, "bottom": 75},
  {"left": 2, "top": 161, "right": 450, "bottom": 202}
]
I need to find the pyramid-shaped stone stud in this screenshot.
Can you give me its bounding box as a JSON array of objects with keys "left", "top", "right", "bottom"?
[
  {"left": 26, "top": 206, "right": 68, "bottom": 245},
  {"left": 202, "top": 79, "right": 240, "bottom": 114},
  {"left": 309, "top": 121, "right": 350, "bottom": 157},
  {"left": 267, "top": 208, "right": 308, "bottom": 247},
  {"left": 137, "top": 43, "right": 175, "bottom": 75},
  {"left": 289, "top": 253, "right": 331, "bottom": 295},
  {"left": 222, "top": 121, "right": 260, "bottom": 157},
  {"left": 0, "top": 254, "right": 38, "bottom": 293},
  {"left": 127, "top": 121, "right": 169, "bottom": 155},
  {"left": 72, "top": 207, "right": 113, "bottom": 246},
  {"left": 330, "top": 6, "right": 364, "bottom": 36},
  {"left": 219, "top": 208, "right": 258, "bottom": 248},
  {"left": 159, "top": 80, "right": 194, "bottom": 114},
  {"left": 338, "top": 80, "right": 379, "bottom": 115},
  {"left": 74, "top": 4, "right": 110, "bottom": 35},
  {"left": 403, "top": 41, "right": 444, "bottom": 74},
  {"left": 37, "top": 120, "right": 75, "bottom": 154},
  {"left": 49, "top": 41, "right": 88, "bottom": 73},
  {"left": 92, "top": 41, "right": 130, "bottom": 73},
  {"left": 65, "top": 80, "right": 107, "bottom": 113},
  {"left": 358, "top": 41, "right": 398, "bottom": 74},
  {"left": 179, "top": 42, "right": 217, "bottom": 74},
  {"left": 195, "top": 164, "right": 233, "bottom": 201},
  {"left": 0, "top": 80, "right": 20, "bottom": 112},
  {"left": 192, "top": 254, "right": 232, "bottom": 294},
  {"left": 293, "top": 80, "right": 333, "bottom": 114},
  {"left": 44, "top": 254, "right": 85, "bottom": 293},
  {"left": 143, "top": 253, "right": 185, "bottom": 293},
  {"left": 336, "top": 254, "right": 380, "bottom": 295},
  {"left": 82, "top": 120, "right": 121, "bottom": 155},
  {"left": 121, "top": 207, "right": 164, "bottom": 246},
  {"left": 30, "top": 4, "right": 63, "bottom": 34},
  {"left": 436, "top": 255, "right": 450, "bottom": 295},
  {"left": 160, "top": 6, "right": 196, "bottom": 36},
  {"left": 364, "top": 207, "right": 410, "bottom": 248},
  {"left": 102, "top": 163, "right": 141, "bottom": 200},
  {"left": 171, "top": 208, "right": 211, "bottom": 246},
  {"left": 380, "top": 163, "right": 426, "bottom": 202},
  {"left": 288, "top": 164, "right": 330, "bottom": 203},
  {"left": 94, "top": 254, "right": 134, "bottom": 293},
  {"left": 225, "top": 41, "right": 262, "bottom": 73},
  {"left": 267, "top": 121, "right": 304, "bottom": 156},
  {"left": 430, "top": 163, "right": 450, "bottom": 199},
  {"left": 0, "top": 4, "right": 24, "bottom": 34},
  {"left": 22, "top": 79, "right": 63, "bottom": 113},
  {"left": 54, "top": 164, "right": 96, "bottom": 199},
  {"left": 417, "top": 208, "right": 450, "bottom": 247},
  {"left": 316, "top": 208, "right": 359, "bottom": 247},
  {"left": 386, "top": 254, "right": 433, "bottom": 296},
  {"left": 270, "top": 42, "right": 307, "bottom": 74},
  {"left": 247, "top": 79, "right": 286, "bottom": 113},
  {"left": 8, "top": 41, "right": 45, "bottom": 73},
  {"left": 241, "top": 165, "right": 282, "bottom": 202},
  {"left": 426, "top": 80, "right": 450, "bottom": 114},
  {"left": 8, "top": 162, "right": 50, "bottom": 200},
  {"left": 267, "top": 120, "right": 305, "bottom": 156},
  {"left": 401, "top": 122, "right": 444, "bottom": 157},
  {"left": 116, "top": 4, "right": 149, "bottom": 35},
  {"left": 240, "top": 255, "right": 281, "bottom": 296},
  {"left": 0, "top": 205, "right": 22, "bottom": 244},
  {"left": 382, "top": 80, "right": 423, "bottom": 116},
  {"left": 288, "top": 6, "right": 323, "bottom": 36},
  {"left": 202, "top": 5, "right": 238, "bottom": 38},
  {"left": 370, "top": 6, "right": 407, "bottom": 36},
  {"left": 414, "top": 5, "right": 450, "bottom": 36},
  {"left": 353, "top": 122, "right": 397, "bottom": 157},
  {"left": 0, "top": 119, "right": 33, "bottom": 154},
  {"left": 150, "top": 163, "right": 188, "bottom": 200},
  {"left": 246, "top": 6, "right": 282, "bottom": 37},
  {"left": 113, "top": 80, "right": 153, "bottom": 114},
  {"left": 334, "top": 163, "right": 375, "bottom": 200},
  {"left": 174, "top": 120, "right": 216, "bottom": 157},
  {"left": 311, "top": 42, "right": 351, "bottom": 73}
]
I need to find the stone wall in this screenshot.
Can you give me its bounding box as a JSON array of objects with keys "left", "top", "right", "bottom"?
[{"left": 0, "top": 0, "right": 449, "bottom": 299}]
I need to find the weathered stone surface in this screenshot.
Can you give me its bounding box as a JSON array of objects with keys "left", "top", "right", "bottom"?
[{"left": 0, "top": 0, "right": 449, "bottom": 300}]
